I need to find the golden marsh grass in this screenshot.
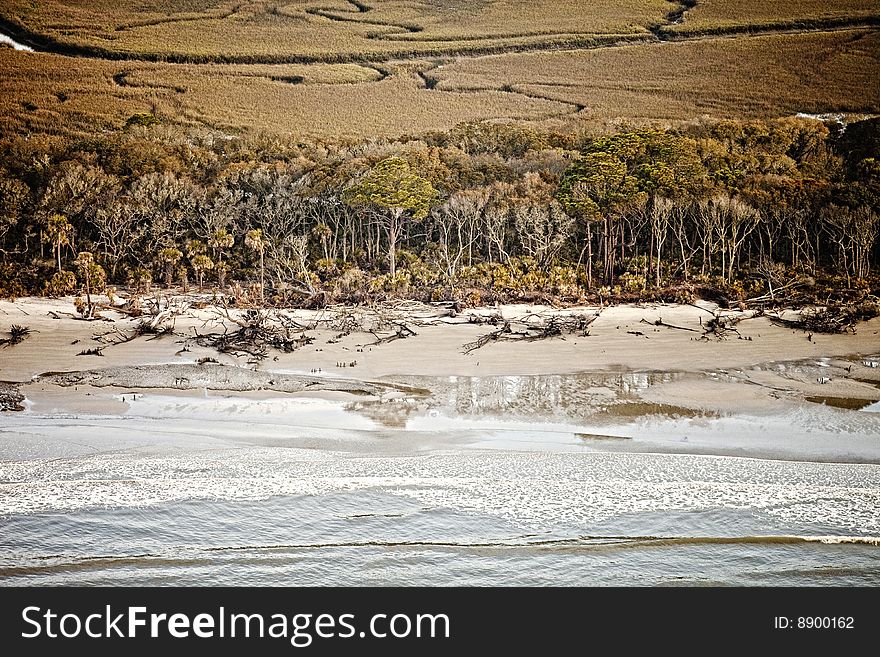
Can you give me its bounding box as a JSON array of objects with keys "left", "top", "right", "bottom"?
[
  {"left": 673, "top": 0, "right": 880, "bottom": 34},
  {"left": 434, "top": 30, "right": 880, "bottom": 122},
  {"left": 1, "top": 0, "right": 669, "bottom": 61},
  {"left": 0, "top": 51, "right": 566, "bottom": 138}
]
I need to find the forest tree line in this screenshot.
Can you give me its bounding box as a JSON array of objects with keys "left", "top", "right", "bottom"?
[{"left": 0, "top": 116, "right": 878, "bottom": 307}]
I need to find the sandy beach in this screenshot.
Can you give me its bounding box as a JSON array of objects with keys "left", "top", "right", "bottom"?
[
  {"left": 3, "top": 296, "right": 880, "bottom": 380},
  {"left": 0, "top": 294, "right": 878, "bottom": 461},
  {"left": 1, "top": 295, "right": 879, "bottom": 585}
]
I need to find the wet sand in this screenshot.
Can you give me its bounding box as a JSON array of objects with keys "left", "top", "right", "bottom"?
[{"left": 1, "top": 296, "right": 878, "bottom": 463}]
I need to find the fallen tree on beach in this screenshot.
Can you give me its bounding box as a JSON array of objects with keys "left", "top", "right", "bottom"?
[
  {"left": 462, "top": 311, "right": 599, "bottom": 353},
  {"left": 192, "top": 307, "right": 315, "bottom": 362},
  {"left": 768, "top": 301, "right": 879, "bottom": 334}
]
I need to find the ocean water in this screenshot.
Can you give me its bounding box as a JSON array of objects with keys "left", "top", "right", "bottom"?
[{"left": 1, "top": 373, "right": 878, "bottom": 586}]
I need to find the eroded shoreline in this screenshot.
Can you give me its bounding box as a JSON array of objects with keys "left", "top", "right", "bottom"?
[{"left": 1, "top": 296, "right": 878, "bottom": 464}]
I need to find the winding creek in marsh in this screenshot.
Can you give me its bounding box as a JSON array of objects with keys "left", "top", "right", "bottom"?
[{"left": 0, "top": 31, "right": 30, "bottom": 51}]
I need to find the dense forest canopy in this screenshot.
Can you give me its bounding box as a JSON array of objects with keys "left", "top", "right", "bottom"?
[{"left": 0, "top": 117, "right": 878, "bottom": 307}]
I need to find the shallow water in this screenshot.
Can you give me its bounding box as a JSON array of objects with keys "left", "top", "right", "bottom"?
[
  {"left": 1, "top": 370, "right": 879, "bottom": 586},
  {"left": 0, "top": 32, "right": 32, "bottom": 51}
]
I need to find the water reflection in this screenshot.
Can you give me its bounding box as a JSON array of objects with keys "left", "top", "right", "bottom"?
[{"left": 349, "top": 371, "right": 690, "bottom": 427}]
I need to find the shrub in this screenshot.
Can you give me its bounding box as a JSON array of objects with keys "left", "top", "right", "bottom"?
[
  {"left": 125, "top": 113, "right": 161, "bottom": 129},
  {"left": 331, "top": 267, "right": 368, "bottom": 296},
  {"left": 620, "top": 272, "right": 647, "bottom": 293},
  {"left": 43, "top": 271, "right": 77, "bottom": 297},
  {"left": 127, "top": 267, "right": 153, "bottom": 294}
]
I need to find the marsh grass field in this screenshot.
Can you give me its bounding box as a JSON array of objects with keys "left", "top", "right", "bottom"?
[
  {"left": 0, "top": 0, "right": 669, "bottom": 60},
  {"left": 1, "top": 1, "right": 879, "bottom": 138},
  {"left": 666, "top": 0, "right": 880, "bottom": 35}
]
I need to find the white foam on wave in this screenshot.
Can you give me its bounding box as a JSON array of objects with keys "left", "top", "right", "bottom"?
[
  {"left": 1, "top": 449, "right": 878, "bottom": 536},
  {"left": 802, "top": 535, "right": 880, "bottom": 546}
]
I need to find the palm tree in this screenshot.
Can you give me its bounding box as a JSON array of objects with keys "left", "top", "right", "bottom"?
[
  {"left": 44, "top": 214, "right": 72, "bottom": 273},
  {"left": 191, "top": 254, "right": 214, "bottom": 290},
  {"left": 73, "top": 251, "right": 106, "bottom": 318},
  {"left": 208, "top": 229, "right": 234, "bottom": 288},
  {"left": 157, "top": 247, "right": 183, "bottom": 288},
  {"left": 245, "top": 228, "right": 265, "bottom": 302}
]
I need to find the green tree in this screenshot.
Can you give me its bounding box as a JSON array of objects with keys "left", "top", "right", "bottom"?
[
  {"left": 343, "top": 157, "right": 438, "bottom": 276},
  {"left": 559, "top": 131, "right": 705, "bottom": 286},
  {"left": 557, "top": 152, "right": 639, "bottom": 286}
]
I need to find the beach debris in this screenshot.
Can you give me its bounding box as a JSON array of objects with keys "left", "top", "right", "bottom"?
[
  {"left": 462, "top": 312, "right": 598, "bottom": 353},
  {"left": 47, "top": 310, "right": 77, "bottom": 320},
  {"left": 575, "top": 432, "right": 633, "bottom": 441},
  {"left": 90, "top": 299, "right": 187, "bottom": 348},
  {"left": 863, "top": 360, "right": 879, "bottom": 368},
  {"left": 76, "top": 347, "right": 104, "bottom": 356},
  {"left": 642, "top": 310, "right": 745, "bottom": 340},
  {"left": 745, "top": 276, "right": 807, "bottom": 306},
  {"left": 192, "top": 307, "right": 315, "bottom": 362},
  {"left": 768, "top": 302, "right": 878, "bottom": 334},
  {"left": 0, "top": 382, "right": 25, "bottom": 412},
  {"left": 0, "top": 324, "right": 30, "bottom": 347},
  {"left": 367, "top": 322, "right": 417, "bottom": 346},
  {"left": 640, "top": 317, "right": 699, "bottom": 333},
  {"left": 817, "top": 377, "right": 831, "bottom": 384},
  {"left": 699, "top": 312, "right": 747, "bottom": 340},
  {"left": 467, "top": 311, "right": 505, "bottom": 326}
]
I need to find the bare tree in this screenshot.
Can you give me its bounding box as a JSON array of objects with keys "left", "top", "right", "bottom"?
[
  {"left": 263, "top": 233, "right": 315, "bottom": 295},
  {"left": 790, "top": 208, "right": 815, "bottom": 273},
  {"left": 483, "top": 183, "right": 514, "bottom": 264},
  {"left": 192, "top": 187, "right": 241, "bottom": 242},
  {"left": 512, "top": 199, "right": 573, "bottom": 266},
  {"left": 649, "top": 196, "right": 673, "bottom": 287},
  {"left": 40, "top": 164, "right": 119, "bottom": 230},
  {"left": 433, "top": 188, "right": 487, "bottom": 280},
  {"left": 91, "top": 201, "right": 142, "bottom": 280},
  {"left": 128, "top": 172, "right": 201, "bottom": 250},
  {"left": 822, "top": 205, "right": 879, "bottom": 284},
  {"left": 697, "top": 194, "right": 760, "bottom": 282}
]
